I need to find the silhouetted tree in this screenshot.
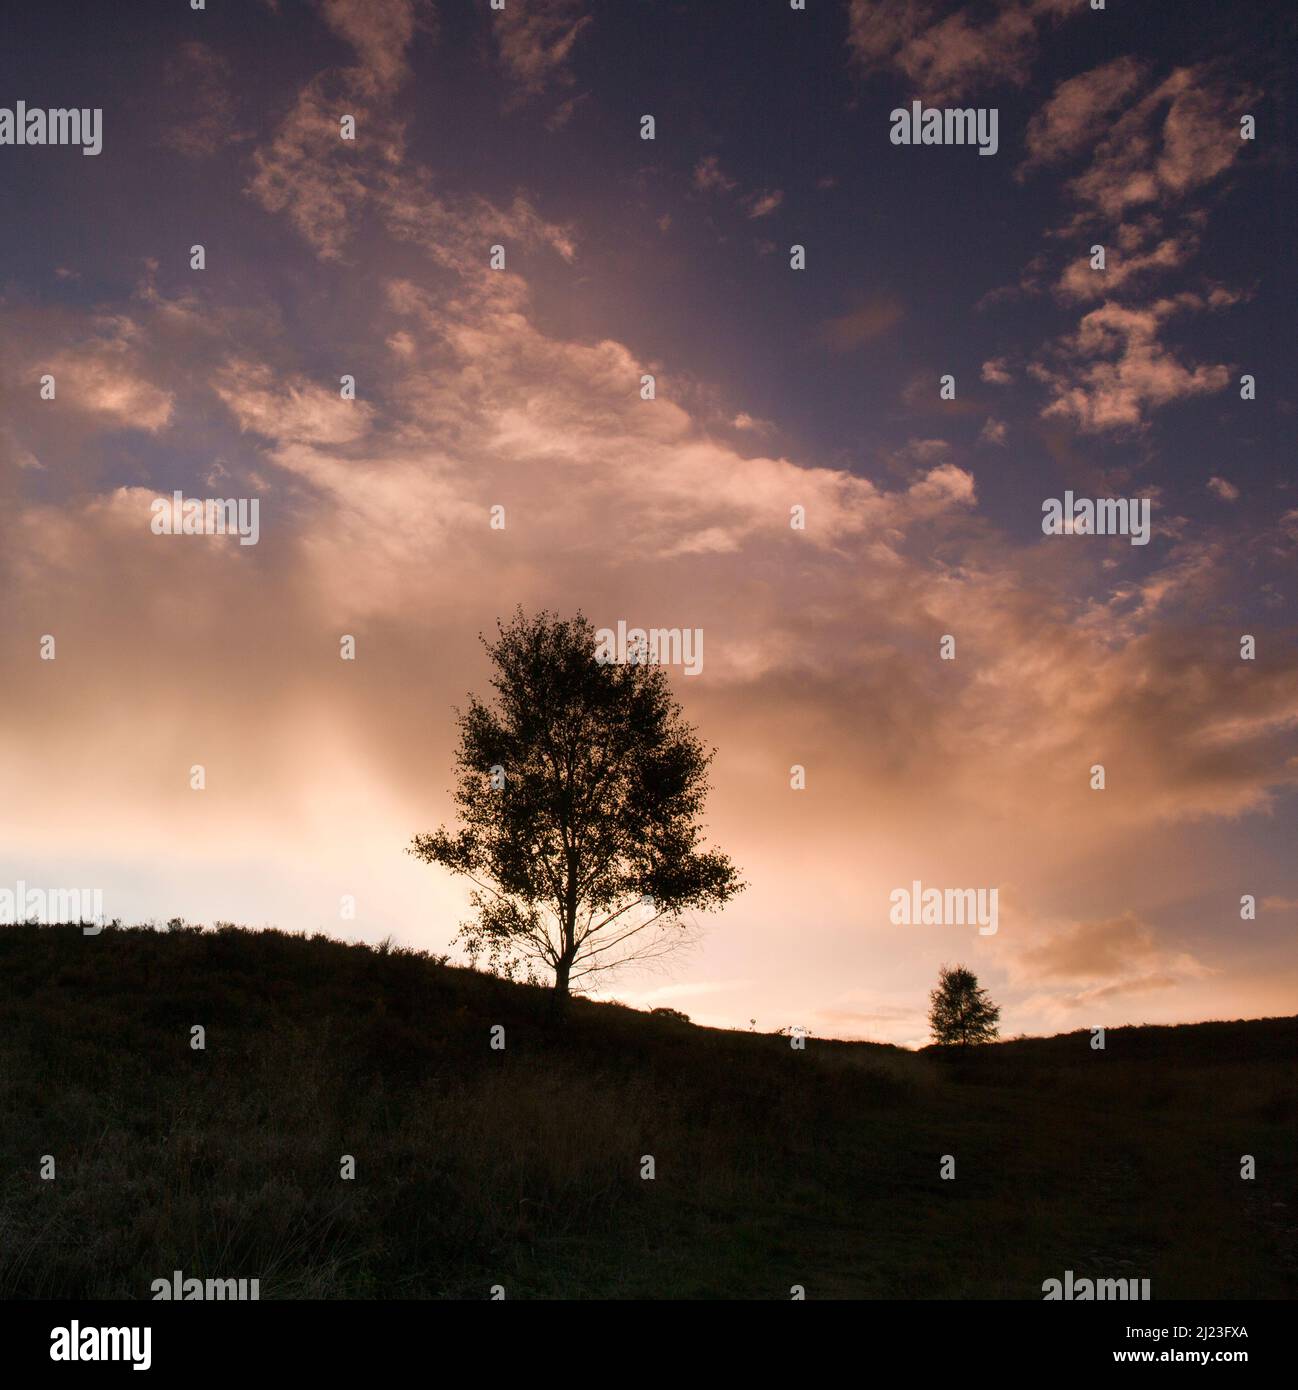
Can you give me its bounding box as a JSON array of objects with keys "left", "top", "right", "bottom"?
[
  {"left": 928, "top": 964, "right": 1000, "bottom": 1047},
  {"left": 410, "top": 609, "right": 744, "bottom": 1003}
]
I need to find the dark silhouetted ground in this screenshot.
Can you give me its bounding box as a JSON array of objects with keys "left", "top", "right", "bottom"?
[{"left": 1, "top": 923, "right": 1293, "bottom": 1299}]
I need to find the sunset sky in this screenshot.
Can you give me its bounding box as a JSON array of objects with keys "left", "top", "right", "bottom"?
[{"left": 2, "top": 0, "right": 1295, "bottom": 1046}]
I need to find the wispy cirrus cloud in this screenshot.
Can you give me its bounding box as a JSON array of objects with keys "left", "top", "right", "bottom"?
[
  {"left": 1030, "top": 293, "right": 1237, "bottom": 433},
  {"left": 1065, "top": 66, "right": 1256, "bottom": 225},
  {"left": 317, "top": 0, "right": 433, "bottom": 94},
  {"left": 744, "top": 188, "right": 784, "bottom": 219},
  {"left": 847, "top": 0, "right": 1077, "bottom": 103},
  {"left": 1018, "top": 56, "right": 1148, "bottom": 176},
  {"left": 160, "top": 42, "right": 252, "bottom": 159},
  {"left": 693, "top": 155, "right": 737, "bottom": 194},
  {"left": 980, "top": 357, "right": 1013, "bottom": 385},
  {"left": 1008, "top": 57, "right": 1259, "bottom": 432},
  {"left": 30, "top": 319, "right": 175, "bottom": 435},
  {"left": 492, "top": 0, "right": 593, "bottom": 102},
  {"left": 1009, "top": 911, "right": 1212, "bottom": 1012},
  {"left": 819, "top": 296, "right": 905, "bottom": 352}
]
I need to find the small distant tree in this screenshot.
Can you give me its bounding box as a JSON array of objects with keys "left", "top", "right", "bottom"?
[
  {"left": 410, "top": 610, "right": 744, "bottom": 1004},
  {"left": 928, "top": 965, "right": 1000, "bottom": 1047}
]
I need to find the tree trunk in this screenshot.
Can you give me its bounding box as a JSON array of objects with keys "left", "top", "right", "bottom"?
[
  {"left": 553, "top": 868, "right": 578, "bottom": 1018},
  {"left": 551, "top": 953, "right": 574, "bottom": 1020},
  {"left": 554, "top": 955, "right": 571, "bottom": 997}
]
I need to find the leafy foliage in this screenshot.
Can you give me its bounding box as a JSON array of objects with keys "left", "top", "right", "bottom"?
[
  {"left": 410, "top": 610, "right": 744, "bottom": 996},
  {"left": 929, "top": 964, "right": 1001, "bottom": 1046}
]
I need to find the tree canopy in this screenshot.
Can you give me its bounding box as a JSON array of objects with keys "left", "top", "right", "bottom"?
[
  {"left": 928, "top": 964, "right": 1001, "bottom": 1046},
  {"left": 410, "top": 610, "right": 744, "bottom": 999}
]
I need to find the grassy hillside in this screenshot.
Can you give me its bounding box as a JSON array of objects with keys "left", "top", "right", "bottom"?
[{"left": 1, "top": 922, "right": 1294, "bottom": 1299}]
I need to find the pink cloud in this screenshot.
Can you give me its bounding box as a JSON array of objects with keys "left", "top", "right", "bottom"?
[
  {"left": 848, "top": 0, "right": 1077, "bottom": 103},
  {"left": 1032, "top": 296, "right": 1234, "bottom": 433},
  {"left": 492, "top": 0, "right": 593, "bottom": 100},
  {"left": 1019, "top": 56, "right": 1148, "bottom": 174}
]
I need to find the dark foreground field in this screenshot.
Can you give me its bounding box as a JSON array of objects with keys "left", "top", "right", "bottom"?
[{"left": 1, "top": 923, "right": 1294, "bottom": 1299}]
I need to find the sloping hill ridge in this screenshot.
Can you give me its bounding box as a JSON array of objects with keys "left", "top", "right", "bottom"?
[{"left": 0, "top": 922, "right": 1294, "bottom": 1299}]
